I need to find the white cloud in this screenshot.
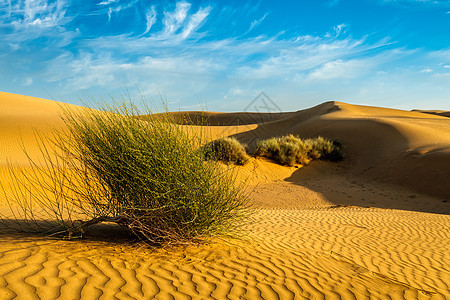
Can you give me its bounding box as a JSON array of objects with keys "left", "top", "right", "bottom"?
[
  {"left": 26, "top": 0, "right": 401, "bottom": 100},
  {"left": 179, "top": 6, "right": 211, "bottom": 39},
  {"left": 325, "top": 23, "right": 347, "bottom": 37},
  {"left": 0, "top": 0, "right": 74, "bottom": 48},
  {"left": 381, "top": 0, "right": 450, "bottom": 6},
  {"left": 98, "top": 0, "right": 119, "bottom": 6},
  {"left": 308, "top": 59, "right": 369, "bottom": 80},
  {"left": 47, "top": 28, "right": 402, "bottom": 106},
  {"left": 43, "top": 49, "right": 223, "bottom": 97},
  {"left": 428, "top": 49, "right": 450, "bottom": 61},
  {"left": 4, "top": 0, "right": 68, "bottom": 28},
  {"left": 421, "top": 68, "right": 433, "bottom": 72},
  {"left": 126, "top": 1, "right": 210, "bottom": 41},
  {"left": 246, "top": 13, "right": 268, "bottom": 34},
  {"left": 233, "top": 35, "right": 394, "bottom": 81},
  {"left": 3, "top": 0, "right": 443, "bottom": 111},
  {"left": 161, "top": 1, "right": 191, "bottom": 37},
  {"left": 104, "top": 0, "right": 139, "bottom": 20},
  {"left": 143, "top": 6, "right": 157, "bottom": 35}
]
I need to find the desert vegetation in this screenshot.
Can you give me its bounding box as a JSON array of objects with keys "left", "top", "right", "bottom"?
[
  {"left": 255, "top": 134, "right": 344, "bottom": 166},
  {"left": 202, "top": 137, "right": 250, "bottom": 165},
  {"left": 202, "top": 134, "right": 344, "bottom": 167},
  {"left": 0, "top": 101, "right": 249, "bottom": 245}
]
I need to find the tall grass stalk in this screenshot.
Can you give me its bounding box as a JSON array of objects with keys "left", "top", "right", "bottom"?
[{"left": 0, "top": 100, "right": 249, "bottom": 245}]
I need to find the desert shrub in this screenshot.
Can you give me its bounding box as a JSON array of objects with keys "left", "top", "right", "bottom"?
[
  {"left": 202, "top": 137, "right": 250, "bottom": 165},
  {"left": 254, "top": 138, "right": 280, "bottom": 160},
  {"left": 255, "top": 134, "right": 344, "bottom": 166},
  {"left": 0, "top": 101, "right": 249, "bottom": 245},
  {"left": 325, "top": 140, "right": 345, "bottom": 162}
]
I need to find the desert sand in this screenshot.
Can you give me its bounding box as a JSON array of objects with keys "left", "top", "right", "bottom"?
[
  {"left": 0, "top": 91, "right": 449, "bottom": 299},
  {"left": 412, "top": 109, "right": 450, "bottom": 118}
]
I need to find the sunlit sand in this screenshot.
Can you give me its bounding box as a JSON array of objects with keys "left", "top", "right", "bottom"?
[{"left": 1, "top": 91, "right": 449, "bottom": 299}]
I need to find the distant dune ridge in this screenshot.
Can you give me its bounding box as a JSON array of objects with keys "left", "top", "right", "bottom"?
[
  {"left": 172, "top": 101, "right": 450, "bottom": 199},
  {"left": 412, "top": 109, "right": 450, "bottom": 118},
  {"left": 1, "top": 91, "right": 449, "bottom": 299}
]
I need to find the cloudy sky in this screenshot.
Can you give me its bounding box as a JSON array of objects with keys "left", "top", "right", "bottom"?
[{"left": 1, "top": 0, "right": 449, "bottom": 111}]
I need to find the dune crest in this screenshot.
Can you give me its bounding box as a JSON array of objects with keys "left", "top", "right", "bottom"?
[{"left": 412, "top": 109, "right": 450, "bottom": 118}]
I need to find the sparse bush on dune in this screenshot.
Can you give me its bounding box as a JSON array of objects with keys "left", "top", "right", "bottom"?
[
  {"left": 202, "top": 137, "right": 250, "bottom": 165},
  {"left": 255, "top": 134, "right": 344, "bottom": 166},
  {"left": 0, "top": 101, "right": 249, "bottom": 245}
]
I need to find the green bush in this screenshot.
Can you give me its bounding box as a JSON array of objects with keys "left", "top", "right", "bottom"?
[
  {"left": 255, "top": 134, "right": 344, "bottom": 166},
  {"left": 1, "top": 101, "right": 249, "bottom": 245},
  {"left": 202, "top": 137, "right": 250, "bottom": 165}
]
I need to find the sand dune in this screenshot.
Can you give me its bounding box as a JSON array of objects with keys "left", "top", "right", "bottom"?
[
  {"left": 1, "top": 92, "right": 449, "bottom": 299},
  {"left": 412, "top": 109, "right": 450, "bottom": 118},
  {"left": 227, "top": 101, "right": 450, "bottom": 200},
  {"left": 167, "top": 111, "right": 297, "bottom": 126},
  {"left": 0, "top": 91, "right": 84, "bottom": 167}
]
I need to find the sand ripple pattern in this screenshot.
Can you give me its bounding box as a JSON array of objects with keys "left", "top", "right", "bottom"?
[{"left": 1, "top": 208, "right": 449, "bottom": 299}]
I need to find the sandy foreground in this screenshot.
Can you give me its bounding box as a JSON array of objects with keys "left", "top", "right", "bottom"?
[{"left": 0, "top": 91, "right": 449, "bottom": 299}]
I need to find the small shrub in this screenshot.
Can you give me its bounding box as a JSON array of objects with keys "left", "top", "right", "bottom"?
[
  {"left": 254, "top": 138, "right": 280, "bottom": 160},
  {"left": 255, "top": 134, "right": 344, "bottom": 166},
  {"left": 1, "top": 100, "right": 249, "bottom": 245},
  {"left": 202, "top": 137, "right": 250, "bottom": 165},
  {"left": 326, "top": 140, "right": 345, "bottom": 162}
]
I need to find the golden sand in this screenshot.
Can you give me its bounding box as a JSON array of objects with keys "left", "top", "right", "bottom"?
[{"left": 1, "top": 91, "right": 449, "bottom": 299}]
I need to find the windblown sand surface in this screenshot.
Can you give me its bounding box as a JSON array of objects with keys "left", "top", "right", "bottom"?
[{"left": 1, "top": 91, "right": 449, "bottom": 299}]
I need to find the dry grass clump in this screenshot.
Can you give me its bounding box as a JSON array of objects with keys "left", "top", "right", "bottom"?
[
  {"left": 202, "top": 137, "right": 250, "bottom": 165},
  {"left": 255, "top": 134, "right": 344, "bottom": 166},
  {"left": 1, "top": 101, "right": 249, "bottom": 245}
]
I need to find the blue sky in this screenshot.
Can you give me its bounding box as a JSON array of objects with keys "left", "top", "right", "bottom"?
[{"left": 1, "top": 0, "right": 449, "bottom": 111}]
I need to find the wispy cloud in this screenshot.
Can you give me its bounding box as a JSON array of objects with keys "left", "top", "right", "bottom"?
[
  {"left": 44, "top": 25, "right": 403, "bottom": 109},
  {"left": 179, "top": 5, "right": 211, "bottom": 39},
  {"left": 325, "top": 23, "right": 348, "bottom": 38},
  {"left": 0, "top": 0, "right": 75, "bottom": 52},
  {"left": 3, "top": 1, "right": 406, "bottom": 108},
  {"left": 246, "top": 13, "right": 268, "bottom": 33},
  {"left": 1, "top": 0, "right": 69, "bottom": 28},
  {"left": 103, "top": 0, "right": 139, "bottom": 20},
  {"left": 380, "top": 0, "right": 450, "bottom": 6},
  {"left": 161, "top": 1, "right": 191, "bottom": 37},
  {"left": 1, "top": 0, "right": 449, "bottom": 110},
  {"left": 308, "top": 59, "right": 370, "bottom": 80},
  {"left": 98, "top": 0, "right": 119, "bottom": 6},
  {"left": 143, "top": 6, "right": 157, "bottom": 35}
]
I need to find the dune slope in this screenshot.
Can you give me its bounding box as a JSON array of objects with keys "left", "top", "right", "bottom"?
[
  {"left": 227, "top": 101, "right": 450, "bottom": 200},
  {"left": 0, "top": 91, "right": 84, "bottom": 167}
]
